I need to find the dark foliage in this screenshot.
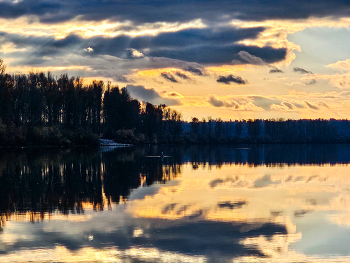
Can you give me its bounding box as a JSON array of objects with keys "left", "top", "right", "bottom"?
[{"left": 0, "top": 59, "right": 183, "bottom": 146}]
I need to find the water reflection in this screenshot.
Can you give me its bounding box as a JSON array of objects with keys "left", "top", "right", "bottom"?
[
  {"left": 0, "top": 147, "right": 182, "bottom": 222},
  {"left": 1, "top": 145, "right": 350, "bottom": 262}
]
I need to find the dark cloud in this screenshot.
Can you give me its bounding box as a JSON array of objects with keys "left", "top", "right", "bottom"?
[
  {"left": 294, "top": 209, "right": 311, "bottom": 218},
  {"left": 208, "top": 96, "right": 240, "bottom": 108},
  {"left": 293, "top": 67, "right": 313, "bottom": 74},
  {"left": 161, "top": 72, "right": 178, "bottom": 83},
  {"left": 305, "top": 101, "right": 319, "bottom": 110},
  {"left": 0, "top": 0, "right": 349, "bottom": 25},
  {"left": 175, "top": 71, "right": 190, "bottom": 80},
  {"left": 2, "top": 27, "right": 286, "bottom": 66},
  {"left": 217, "top": 75, "right": 247, "bottom": 85},
  {"left": 318, "top": 101, "right": 329, "bottom": 109},
  {"left": 126, "top": 84, "right": 182, "bottom": 106},
  {"left": 115, "top": 75, "right": 134, "bottom": 83},
  {"left": 218, "top": 200, "right": 247, "bottom": 209},
  {"left": 148, "top": 44, "right": 286, "bottom": 64},
  {"left": 306, "top": 79, "right": 317, "bottom": 85},
  {"left": 269, "top": 68, "right": 283, "bottom": 73},
  {"left": 135, "top": 27, "right": 265, "bottom": 49},
  {"left": 282, "top": 102, "right": 294, "bottom": 109},
  {"left": 208, "top": 96, "right": 225, "bottom": 107},
  {"left": 168, "top": 92, "right": 182, "bottom": 97},
  {"left": 185, "top": 66, "right": 204, "bottom": 76}
]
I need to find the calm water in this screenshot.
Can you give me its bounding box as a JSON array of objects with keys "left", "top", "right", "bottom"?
[{"left": 1, "top": 145, "right": 350, "bottom": 262}]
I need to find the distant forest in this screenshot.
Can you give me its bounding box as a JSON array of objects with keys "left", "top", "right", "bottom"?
[
  {"left": 184, "top": 118, "right": 350, "bottom": 144},
  {"left": 0, "top": 60, "right": 349, "bottom": 146}
]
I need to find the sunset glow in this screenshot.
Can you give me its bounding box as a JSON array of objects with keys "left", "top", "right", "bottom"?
[{"left": 0, "top": 0, "right": 349, "bottom": 120}]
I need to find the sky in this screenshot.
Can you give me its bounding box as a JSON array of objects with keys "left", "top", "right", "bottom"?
[{"left": 1, "top": 0, "right": 350, "bottom": 120}]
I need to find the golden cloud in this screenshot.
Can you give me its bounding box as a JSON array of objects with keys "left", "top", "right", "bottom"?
[
  {"left": 0, "top": 16, "right": 206, "bottom": 39},
  {"left": 327, "top": 59, "right": 350, "bottom": 71}
]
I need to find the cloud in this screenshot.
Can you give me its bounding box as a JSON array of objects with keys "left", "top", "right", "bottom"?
[
  {"left": 174, "top": 71, "right": 190, "bottom": 80},
  {"left": 232, "top": 51, "right": 267, "bottom": 65},
  {"left": 306, "top": 79, "right": 317, "bottom": 85},
  {"left": 126, "top": 48, "right": 144, "bottom": 59},
  {"left": 126, "top": 84, "right": 182, "bottom": 106},
  {"left": 327, "top": 59, "right": 350, "bottom": 70},
  {"left": 232, "top": 51, "right": 286, "bottom": 74},
  {"left": 167, "top": 92, "right": 183, "bottom": 98},
  {"left": 282, "top": 102, "right": 294, "bottom": 109},
  {"left": 185, "top": 66, "right": 204, "bottom": 76},
  {"left": 115, "top": 75, "right": 134, "bottom": 83},
  {"left": 269, "top": 68, "right": 283, "bottom": 73},
  {"left": 217, "top": 75, "right": 247, "bottom": 85},
  {"left": 84, "top": 47, "right": 93, "bottom": 52},
  {"left": 208, "top": 96, "right": 225, "bottom": 107},
  {"left": 1, "top": 26, "right": 287, "bottom": 67},
  {"left": 207, "top": 94, "right": 309, "bottom": 112},
  {"left": 305, "top": 101, "right": 319, "bottom": 110},
  {"left": 0, "top": 0, "right": 348, "bottom": 25},
  {"left": 207, "top": 95, "right": 252, "bottom": 110},
  {"left": 318, "top": 101, "right": 329, "bottom": 109},
  {"left": 251, "top": 96, "right": 284, "bottom": 110},
  {"left": 161, "top": 72, "right": 178, "bottom": 83},
  {"left": 293, "top": 67, "right": 313, "bottom": 74},
  {"left": 217, "top": 200, "right": 248, "bottom": 210},
  {"left": 144, "top": 32, "right": 286, "bottom": 65}
]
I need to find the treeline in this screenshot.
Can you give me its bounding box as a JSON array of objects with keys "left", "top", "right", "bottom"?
[
  {"left": 0, "top": 60, "right": 182, "bottom": 146},
  {"left": 2, "top": 58, "right": 350, "bottom": 146},
  {"left": 185, "top": 118, "right": 347, "bottom": 144}
]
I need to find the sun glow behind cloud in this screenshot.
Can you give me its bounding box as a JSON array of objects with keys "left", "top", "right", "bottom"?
[{"left": 0, "top": 16, "right": 206, "bottom": 39}]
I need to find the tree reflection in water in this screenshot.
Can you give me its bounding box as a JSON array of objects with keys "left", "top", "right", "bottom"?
[
  {"left": 0, "top": 146, "right": 183, "bottom": 226},
  {"left": 0, "top": 144, "right": 347, "bottom": 226},
  {"left": 0, "top": 145, "right": 350, "bottom": 225}
]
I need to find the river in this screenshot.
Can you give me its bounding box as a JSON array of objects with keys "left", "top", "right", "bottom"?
[{"left": 0, "top": 145, "right": 350, "bottom": 262}]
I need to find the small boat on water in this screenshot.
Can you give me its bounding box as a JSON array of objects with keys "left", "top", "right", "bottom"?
[{"left": 144, "top": 153, "right": 171, "bottom": 158}]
